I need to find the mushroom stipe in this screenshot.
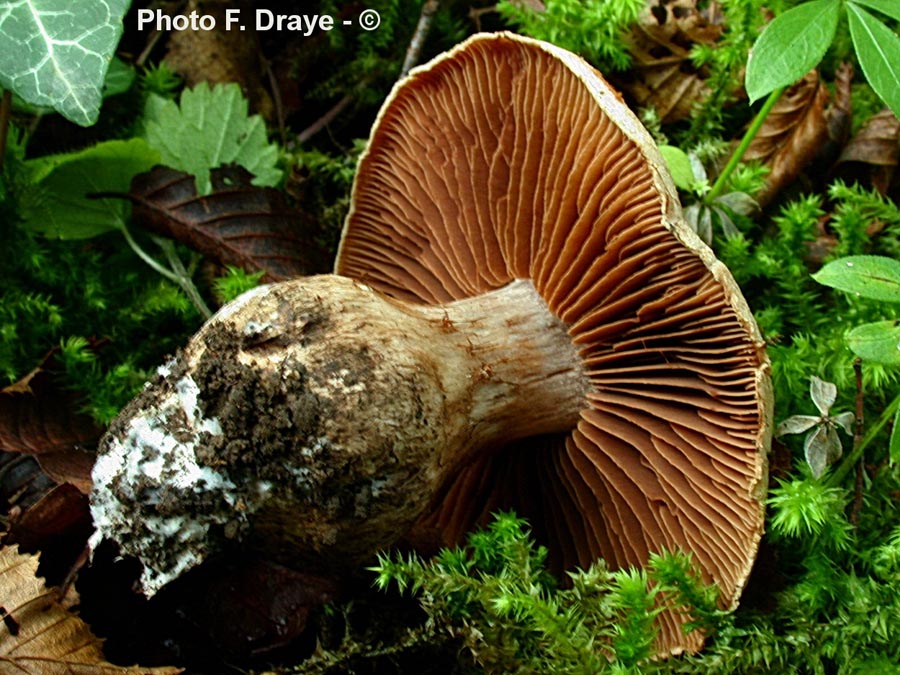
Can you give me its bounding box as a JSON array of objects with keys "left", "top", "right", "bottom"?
[{"left": 89, "top": 33, "right": 772, "bottom": 656}]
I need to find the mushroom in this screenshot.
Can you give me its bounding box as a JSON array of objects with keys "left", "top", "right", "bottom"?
[{"left": 89, "top": 32, "right": 771, "bottom": 655}]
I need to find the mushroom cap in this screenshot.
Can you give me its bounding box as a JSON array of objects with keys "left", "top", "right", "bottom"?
[{"left": 335, "top": 32, "right": 771, "bottom": 654}]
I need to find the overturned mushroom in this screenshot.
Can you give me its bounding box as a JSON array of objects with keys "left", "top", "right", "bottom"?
[{"left": 89, "top": 33, "right": 771, "bottom": 654}]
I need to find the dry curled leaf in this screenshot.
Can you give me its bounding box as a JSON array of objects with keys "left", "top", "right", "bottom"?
[
  {"left": 744, "top": 70, "right": 830, "bottom": 207},
  {"left": 619, "top": 0, "right": 722, "bottom": 123},
  {"left": 0, "top": 545, "right": 182, "bottom": 674},
  {"left": 128, "top": 165, "right": 329, "bottom": 282},
  {"left": 0, "top": 352, "right": 100, "bottom": 494},
  {"left": 834, "top": 107, "right": 900, "bottom": 195}
]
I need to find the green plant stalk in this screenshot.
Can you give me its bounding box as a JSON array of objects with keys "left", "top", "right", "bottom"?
[
  {"left": 706, "top": 86, "right": 786, "bottom": 202},
  {"left": 155, "top": 236, "right": 211, "bottom": 319},
  {"left": 120, "top": 225, "right": 211, "bottom": 319},
  {"left": 828, "top": 389, "right": 900, "bottom": 486},
  {"left": 0, "top": 89, "right": 11, "bottom": 173}
]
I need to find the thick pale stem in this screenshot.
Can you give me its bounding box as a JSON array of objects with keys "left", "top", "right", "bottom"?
[{"left": 90, "top": 275, "right": 590, "bottom": 593}]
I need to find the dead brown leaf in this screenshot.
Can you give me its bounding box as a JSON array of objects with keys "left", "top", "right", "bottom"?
[
  {"left": 834, "top": 107, "right": 900, "bottom": 195},
  {"left": 744, "top": 70, "right": 830, "bottom": 207},
  {"left": 0, "top": 353, "right": 100, "bottom": 494},
  {"left": 128, "top": 165, "right": 329, "bottom": 283},
  {"left": 618, "top": 0, "right": 723, "bottom": 123},
  {"left": 0, "top": 545, "right": 182, "bottom": 674}
]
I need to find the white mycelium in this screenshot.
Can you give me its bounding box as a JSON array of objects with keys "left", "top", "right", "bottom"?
[{"left": 89, "top": 374, "right": 238, "bottom": 596}]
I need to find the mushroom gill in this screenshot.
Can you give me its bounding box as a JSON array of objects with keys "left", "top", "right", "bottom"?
[{"left": 337, "top": 32, "right": 770, "bottom": 654}]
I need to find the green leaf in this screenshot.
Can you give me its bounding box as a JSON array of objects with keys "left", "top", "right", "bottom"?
[
  {"left": 745, "top": 0, "right": 841, "bottom": 103},
  {"left": 658, "top": 145, "right": 695, "bottom": 190},
  {"left": 850, "top": 0, "right": 900, "bottom": 23},
  {"left": 812, "top": 255, "right": 900, "bottom": 302},
  {"left": 0, "top": 0, "right": 130, "bottom": 126},
  {"left": 847, "top": 4, "right": 900, "bottom": 120},
  {"left": 890, "top": 406, "right": 900, "bottom": 465},
  {"left": 143, "top": 82, "right": 282, "bottom": 195},
  {"left": 103, "top": 57, "right": 136, "bottom": 98},
  {"left": 18, "top": 139, "right": 160, "bottom": 240},
  {"left": 846, "top": 320, "right": 900, "bottom": 365}
]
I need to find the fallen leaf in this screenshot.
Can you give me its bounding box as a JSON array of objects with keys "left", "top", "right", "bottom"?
[
  {"left": 834, "top": 107, "right": 900, "bottom": 195},
  {"left": 128, "top": 165, "right": 329, "bottom": 282},
  {"left": 743, "top": 70, "right": 830, "bottom": 207},
  {"left": 824, "top": 62, "right": 854, "bottom": 154},
  {"left": 164, "top": 556, "right": 340, "bottom": 658},
  {"left": 1, "top": 457, "right": 92, "bottom": 586},
  {"left": 0, "top": 353, "right": 100, "bottom": 494},
  {"left": 4, "top": 481, "right": 91, "bottom": 552},
  {"left": 0, "top": 545, "right": 182, "bottom": 674},
  {"left": 619, "top": 0, "right": 722, "bottom": 123}
]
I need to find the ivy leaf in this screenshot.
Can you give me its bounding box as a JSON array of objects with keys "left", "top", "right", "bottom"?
[
  {"left": 0, "top": 0, "right": 130, "bottom": 126},
  {"left": 813, "top": 255, "right": 900, "bottom": 302},
  {"left": 745, "top": 0, "right": 840, "bottom": 104},
  {"left": 143, "top": 83, "right": 282, "bottom": 195},
  {"left": 18, "top": 139, "right": 160, "bottom": 240},
  {"left": 846, "top": 3, "right": 900, "bottom": 120},
  {"left": 846, "top": 320, "right": 900, "bottom": 365}
]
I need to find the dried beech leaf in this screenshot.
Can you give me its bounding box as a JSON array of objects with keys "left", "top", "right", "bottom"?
[
  {"left": 744, "top": 70, "right": 829, "bottom": 206},
  {"left": 5, "top": 483, "right": 91, "bottom": 552},
  {"left": 825, "top": 62, "right": 854, "bottom": 149},
  {"left": 0, "top": 354, "right": 100, "bottom": 494},
  {"left": 129, "top": 165, "right": 328, "bottom": 282},
  {"left": 835, "top": 107, "right": 900, "bottom": 194},
  {"left": 619, "top": 0, "right": 722, "bottom": 123},
  {"left": 0, "top": 545, "right": 182, "bottom": 674}
]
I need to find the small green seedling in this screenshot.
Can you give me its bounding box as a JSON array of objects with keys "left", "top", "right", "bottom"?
[{"left": 814, "top": 255, "right": 900, "bottom": 464}]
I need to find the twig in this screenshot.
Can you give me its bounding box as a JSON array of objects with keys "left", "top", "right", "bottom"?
[
  {"left": 0, "top": 89, "right": 12, "bottom": 175},
  {"left": 401, "top": 0, "right": 441, "bottom": 76},
  {"left": 266, "top": 59, "right": 288, "bottom": 146},
  {"left": 297, "top": 1, "right": 440, "bottom": 146},
  {"left": 297, "top": 93, "right": 355, "bottom": 145},
  {"left": 468, "top": 6, "right": 497, "bottom": 32},
  {"left": 135, "top": 0, "right": 188, "bottom": 67},
  {"left": 829, "top": 390, "right": 900, "bottom": 486},
  {"left": 850, "top": 358, "right": 865, "bottom": 525}
]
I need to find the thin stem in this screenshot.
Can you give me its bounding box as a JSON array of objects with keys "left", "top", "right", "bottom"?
[
  {"left": 120, "top": 226, "right": 212, "bottom": 319},
  {"left": 155, "top": 237, "right": 212, "bottom": 319},
  {"left": 829, "top": 389, "right": 900, "bottom": 487},
  {"left": 401, "top": 0, "right": 441, "bottom": 76},
  {"left": 0, "top": 89, "right": 12, "bottom": 174},
  {"left": 121, "top": 224, "right": 183, "bottom": 283},
  {"left": 850, "top": 358, "right": 864, "bottom": 524},
  {"left": 706, "top": 86, "right": 785, "bottom": 202}
]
